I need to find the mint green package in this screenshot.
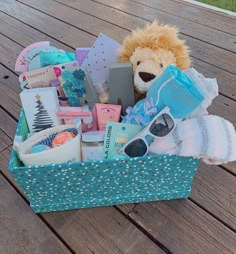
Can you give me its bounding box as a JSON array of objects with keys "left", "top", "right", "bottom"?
[
  {"left": 103, "top": 122, "right": 142, "bottom": 159},
  {"left": 40, "top": 52, "right": 76, "bottom": 67}
]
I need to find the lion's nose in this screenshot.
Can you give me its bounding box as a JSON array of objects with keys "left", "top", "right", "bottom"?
[{"left": 139, "top": 72, "right": 156, "bottom": 82}]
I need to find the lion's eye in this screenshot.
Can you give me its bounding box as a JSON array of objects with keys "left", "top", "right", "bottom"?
[
  {"left": 160, "top": 63, "right": 164, "bottom": 68},
  {"left": 137, "top": 61, "right": 141, "bottom": 66}
]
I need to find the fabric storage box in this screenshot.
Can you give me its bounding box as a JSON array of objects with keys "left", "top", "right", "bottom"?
[{"left": 8, "top": 110, "right": 200, "bottom": 213}]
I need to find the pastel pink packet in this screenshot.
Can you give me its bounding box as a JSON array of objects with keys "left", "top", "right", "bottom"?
[{"left": 95, "top": 103, "right": 121, "bottom": 131}]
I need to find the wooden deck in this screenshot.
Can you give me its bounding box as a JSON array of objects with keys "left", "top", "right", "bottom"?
[{"left": 0, "top": 0, "right": 236, "bottom": 253}]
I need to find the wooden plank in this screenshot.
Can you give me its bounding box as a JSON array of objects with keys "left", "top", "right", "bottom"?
[
  {"left": 17, "top": 0, "right": 129, "bottom": 42},
  {"left": 173, "top": 0, "right": 236, "bottom": 19},
  {"left": 119, "top": 200, "right": 236, "bottom": 254},
  {"left": 118, "top": 161, "right": 236, "bottom": 232},
  {"left": 84, "top": 0, "right": 236, "bottom": 52},
  {"left": 0, "top": 84, "right": 21, "bottom": 119},
  {"left": 0, "top": 62, "right": 20, "bottom": 118},
  {"left": 130, "top": 0, "right": 236, "bottom": 35},
  {"left": 54, "top": 0, "right": 236, "bottom": 74},
  {"left": 191, "top": 164, "right": 236, "bottom": 229},
  {"left": 208, "top": 94, "right": 236, "bottom": 127},
  {"left": 223, "top": 163, "right": 236, "bottom": 175},
  {"left": 0, "top": 34, "right": 22, "bottom": 72},
  {"left": 0, "top": 150, "right": 165, "bottom": 254},
  {"left": 0, "top": 6, "right": 236, "bottom": 101},
  {"left": 192, "top": 60, "right": 236, "bottom": 100},
  {"left": 0, "top": 64, "right": 21, "bottom": 93},
  {"left": 0, "top": 64, "right": 21, "bottom": 96},
  {"left": 0, "top": 12, "right": 73, "bottom": 52},
  {"left": 43, "top": 207, "right": 165, "bottom": 254},
  {"left": 0, "top": 64, "right": 21, "bottom": 118},
  {"left": 0, "top": 148, "right": 26, "bottom": 197},
  {"left": 0, "top": 108, "right": 18, "bottom": 140},
  {"left": 0, "top": 130, "right": 11, "bottom": 152},
  {"left": 0, "top": 173, "right": 71, "bottom": 254},
  {"left": 0, "top": 0, "right": 95, "bottom": 48}
]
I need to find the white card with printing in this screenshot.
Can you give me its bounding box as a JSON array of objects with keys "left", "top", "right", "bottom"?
[{"left": 20, "top": 87, "right": 62, "bottom": 133}]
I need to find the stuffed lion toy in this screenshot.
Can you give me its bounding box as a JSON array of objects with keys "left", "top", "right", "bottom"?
[{"left": 119, "top": 20, "right": 191, "bottom": 100}]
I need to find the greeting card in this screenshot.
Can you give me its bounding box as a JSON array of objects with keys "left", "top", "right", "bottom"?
[{"left": 20, "top": 87, "right": 62, "bottom": 133}]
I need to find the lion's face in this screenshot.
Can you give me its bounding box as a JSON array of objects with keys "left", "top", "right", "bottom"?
[{"left": 130, "top": 47, "right": 177, "bottom": 94}]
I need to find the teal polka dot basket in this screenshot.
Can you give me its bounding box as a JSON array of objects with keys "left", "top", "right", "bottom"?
[{"left": 8, "top": 110, "right": 200, "bottom": 213}]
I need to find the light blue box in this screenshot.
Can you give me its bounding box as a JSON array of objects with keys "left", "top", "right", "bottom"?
[{"left": 8, "top": 110, "right": 200, "bottom": 213}]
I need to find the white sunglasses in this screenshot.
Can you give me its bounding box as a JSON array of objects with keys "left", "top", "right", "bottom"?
[{"left": 119, "top": 107, "right": 177, "bottom": 158}]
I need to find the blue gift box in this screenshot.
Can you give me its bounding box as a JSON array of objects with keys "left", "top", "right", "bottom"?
[{"left": 8, "top": 110, "right": 200, "bottom": 213}]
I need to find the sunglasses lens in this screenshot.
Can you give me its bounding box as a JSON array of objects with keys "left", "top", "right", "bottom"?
[
  {"left": 150, "top": 113, "right": 174, "bottom": 137},
  {"left": 124, "top": 139, "right": 147, "bottom": 157}
]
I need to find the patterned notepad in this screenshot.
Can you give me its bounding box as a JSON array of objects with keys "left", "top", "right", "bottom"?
[{"left": 81, "top": 33, "right": 121, "bottom": 101}]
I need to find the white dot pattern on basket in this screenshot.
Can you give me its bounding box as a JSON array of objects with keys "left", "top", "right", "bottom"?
[{"left": 11, "top": 154, "right": 199, "bottom": 213}]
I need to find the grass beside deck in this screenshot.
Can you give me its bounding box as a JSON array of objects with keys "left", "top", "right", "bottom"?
[{"left": 197, "top": 0, "right": 236, "bottom": 12}]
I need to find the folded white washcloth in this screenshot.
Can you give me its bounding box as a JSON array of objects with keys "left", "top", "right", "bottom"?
[
  {"left": 149, "top": 115, "right": 236, "bottom": 165},
  {"left": 184, "top": 68, "right": 219, "bottom": 118}
]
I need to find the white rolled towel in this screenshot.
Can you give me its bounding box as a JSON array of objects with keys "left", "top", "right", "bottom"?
[
  {"left": 184, "top": 68, "right": 219, "bottom": 118},
  {"left": 149, "top": 115, "right": 236, "bottom": 165}
]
